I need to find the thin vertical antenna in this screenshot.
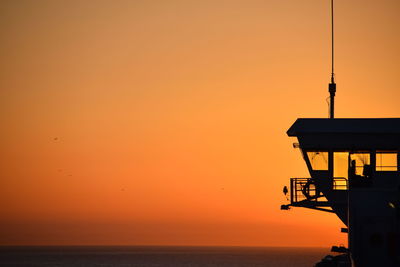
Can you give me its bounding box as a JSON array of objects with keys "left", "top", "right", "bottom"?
[
  {"left": 331, "top": 0, "right": 334, "bottom": 82},
  {"left": 329, "top": 0, "right": 336, "bottom": 119}
]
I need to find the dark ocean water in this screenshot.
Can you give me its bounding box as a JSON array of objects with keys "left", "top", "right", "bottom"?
[{"left": 0, "top": 246, "right": 329, "bottom": 267}]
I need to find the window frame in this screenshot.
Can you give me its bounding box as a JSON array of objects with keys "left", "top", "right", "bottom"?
[{"left": 375, "top": 151, "right": 398, "bottom": 172}]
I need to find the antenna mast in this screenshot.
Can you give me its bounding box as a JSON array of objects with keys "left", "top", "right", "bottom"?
[{"left": 329, "top": 0, "right": 336, "bottom": 119}]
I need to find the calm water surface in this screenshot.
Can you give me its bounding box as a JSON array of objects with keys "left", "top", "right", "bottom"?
[{"left": 0, "top": 246, "right": 330, "bottom": 267}]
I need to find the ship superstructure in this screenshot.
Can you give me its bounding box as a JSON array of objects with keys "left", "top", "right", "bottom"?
[{"left": 281, "top": 118, "right": 400, "bottom": 266}]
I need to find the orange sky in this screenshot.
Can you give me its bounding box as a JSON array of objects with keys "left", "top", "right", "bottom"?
[{"left": 0, "top": 0, "right": 399, "bottom": 246}]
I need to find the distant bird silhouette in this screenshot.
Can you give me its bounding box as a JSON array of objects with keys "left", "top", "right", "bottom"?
[{"left": 53, "top": 137, "right": 58, "bottom": 141}]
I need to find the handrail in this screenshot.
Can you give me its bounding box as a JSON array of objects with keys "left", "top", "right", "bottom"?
[
  {"left": 290, "top": 178, "right": 318, "bottom": 204},
  {"left": 333, "top": 177, "right": 348, "bottom": 190},
  {"left": 290, "top": 177, "right": 348, "bottom": 204}
]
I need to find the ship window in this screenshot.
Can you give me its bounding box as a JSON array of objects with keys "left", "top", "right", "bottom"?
[
  {"left": 376, "top": 152, "right": 398, "bottom": 171},
  {"left": 307, "top": 151, "right": 328, "bottom": 170},
  {"left": 334, "top": 152, "right": 349, "bottom": 179},
  {"left": 350, "top": 153, "right": 370, "bottom": 176}
]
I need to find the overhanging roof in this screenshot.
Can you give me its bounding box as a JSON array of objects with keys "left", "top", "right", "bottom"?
[{"left": 287, "top": 118, "right": 400, "bottom": 136}]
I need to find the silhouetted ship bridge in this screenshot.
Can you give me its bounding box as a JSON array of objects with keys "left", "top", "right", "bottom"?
[
  {"left": 281, "top": 118, "right": 400, "bottom": 266},
  {"left": 280, "top": 1, "right": 400, "bottom": 266}
]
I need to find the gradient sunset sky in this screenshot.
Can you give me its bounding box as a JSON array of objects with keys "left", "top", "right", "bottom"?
[{"left": 1, "top": 0, "right": 399, "bottom": 246}]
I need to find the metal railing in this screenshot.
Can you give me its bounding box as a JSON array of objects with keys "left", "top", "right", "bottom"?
[
  {"left": 290, "top": 178, "right": 317, "bottom": 204},
  {"left": 290, "top": 177, "right": 348, "bottom": 204},
  {"left": 333, "top": 177, "right": 348, "bottom": 190}
]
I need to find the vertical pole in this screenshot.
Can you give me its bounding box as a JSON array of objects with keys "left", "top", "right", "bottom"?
[
  {"left": 329, "top": 0, "right": 336, "bottom": 119},
  {"left": 329, "top": 82, "right": 336, "bottom": 119},
  {"left": 290, "top": 179, "right": 294, "bottom": 204},
  {"left": 329, "top": 150, "right": 334, "bottom": 187}
]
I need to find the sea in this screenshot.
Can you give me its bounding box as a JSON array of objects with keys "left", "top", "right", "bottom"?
[{"left": 0, "top": 246, "right": 329, "bottom": 267}]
